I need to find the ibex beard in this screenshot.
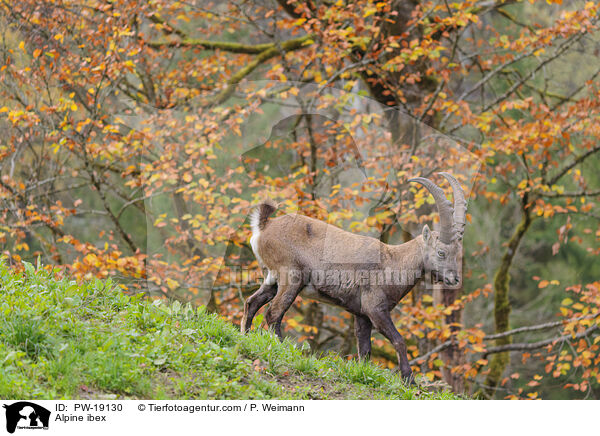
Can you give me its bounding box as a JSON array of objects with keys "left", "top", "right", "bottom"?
[{"left": 241, "top": 173, "right": 467, "bottom": 384}]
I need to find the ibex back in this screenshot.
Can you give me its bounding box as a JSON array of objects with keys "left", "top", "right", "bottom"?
[{"left": 241, "top": 173, "right": 467, "bottom": 383}]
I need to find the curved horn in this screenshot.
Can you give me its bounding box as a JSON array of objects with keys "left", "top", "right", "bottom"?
[
  {"left": 439, "top": 172, "right": 467, "bottom": 239},
  {"left": 409, "top": 177, "right": 454, "bottom": 244}
]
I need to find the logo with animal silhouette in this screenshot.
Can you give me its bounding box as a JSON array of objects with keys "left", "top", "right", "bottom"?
[{"left": 2, "top": 402, "right": 50, "bottom": 434}]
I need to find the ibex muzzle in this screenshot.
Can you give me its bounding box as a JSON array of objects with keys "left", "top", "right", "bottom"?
[{"left": 241, "top": 173, "right": 467, "bottom": 383}]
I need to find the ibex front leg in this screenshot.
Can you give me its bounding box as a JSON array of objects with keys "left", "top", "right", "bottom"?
[
  {"left": 354, "top": 314, "right": 373, "bottom": 359},
  {"left": 365, "top": 302, "right": 414, "bottom": 384}
]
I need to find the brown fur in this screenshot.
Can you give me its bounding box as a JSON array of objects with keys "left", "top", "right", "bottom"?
[{"left": 243, "top": 180, "right": 465, "bottom": 384}]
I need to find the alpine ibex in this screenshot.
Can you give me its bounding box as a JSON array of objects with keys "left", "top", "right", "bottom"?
[{"left": 241, "top": 173, "right": 467, "bottom": 383}]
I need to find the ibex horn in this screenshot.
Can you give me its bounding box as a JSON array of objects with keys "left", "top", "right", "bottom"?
[
  {"left": 439, "top": 172, "right": 467, "bottom": 240},
  {"left": 409, "top": 177, "right": 454, "bottom": 244}
]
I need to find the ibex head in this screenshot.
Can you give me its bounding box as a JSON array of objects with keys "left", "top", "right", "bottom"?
[{"left": 409, "top": 173, "right": 467, "bottom": 287}]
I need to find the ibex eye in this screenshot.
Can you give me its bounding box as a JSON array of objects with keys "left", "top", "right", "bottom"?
[{"left": 438, "top": 251, "right": 446, "bottom": 259}]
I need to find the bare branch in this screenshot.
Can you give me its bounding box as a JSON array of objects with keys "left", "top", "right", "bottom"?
[
  {"left": 147, "top": 38, "right": 276, "bottom": 54},
  {"left": 410, "top": 341, "right": 453, "bottom": 365},
  {"left": 548, "top": 145, "right": 600, "bottom": 186},
  {"left": 148, "top": 12, "right": 188, "bottom": 39},
  {"left": 207, "top": 33, "right": 315, "bottom": 105},
  {"left": 484, "top": 314, "right": 598, "bottom": 340},
  {"left": 484, "top": 324, "right": 599, "bottom": 355},
  {"left": 481, "top": 28, "right": 592, "bottom": 113},
  {"left": 275, "top": 0, "right": 308, "bottom": 19},
  {"left": 536, "top": 189, "right": 600, "bottom": 198},
  {"left": 410, "top": 314, "right": 599, "bottom": 364}
]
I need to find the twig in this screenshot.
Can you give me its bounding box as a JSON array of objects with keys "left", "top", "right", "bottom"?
[{"left": 483, "top": 324, "right": 599, "bottom": 356}]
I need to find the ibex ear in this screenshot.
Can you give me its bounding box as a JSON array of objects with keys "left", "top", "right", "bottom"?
[{"left": 422, "top": 224, "right": 431, "bottom": 244}]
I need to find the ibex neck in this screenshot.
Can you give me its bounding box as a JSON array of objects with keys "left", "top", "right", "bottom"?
[
  {"left": 380, "top": 235, "right": 426, "bottom": 307},
  {"left": 386, "top": 235, "right": 426, "bottom": 276}
]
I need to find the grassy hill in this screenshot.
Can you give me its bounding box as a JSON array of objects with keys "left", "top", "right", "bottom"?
[{"left": 0, "top": 261, "right": 461, "bottom": 400}]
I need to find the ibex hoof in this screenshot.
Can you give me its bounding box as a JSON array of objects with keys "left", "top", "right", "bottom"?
[{"left": 403, "top": 373, "right": 417, "bottom": 386}]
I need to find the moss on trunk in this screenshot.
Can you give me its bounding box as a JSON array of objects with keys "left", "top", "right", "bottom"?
[{"left": 483, "top": 204, "right": 532, "bottom": 398}]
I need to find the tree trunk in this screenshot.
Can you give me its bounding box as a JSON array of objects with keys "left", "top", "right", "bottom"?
[
  {"left": 439, "top": 285, "right": 465, "bottom": 393},
  {"left": 483, "top": 203, "right": 533, "bottom": 398}
]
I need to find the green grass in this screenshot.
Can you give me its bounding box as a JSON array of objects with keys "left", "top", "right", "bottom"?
[{"left": 0, "top": 261, "right": 462, "bottom": 400}]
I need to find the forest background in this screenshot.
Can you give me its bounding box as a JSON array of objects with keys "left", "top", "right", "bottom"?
[{"left": 0, "top": 0, "right": 599, "bottom": 399}]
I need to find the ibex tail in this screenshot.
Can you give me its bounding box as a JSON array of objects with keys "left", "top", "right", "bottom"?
[
  {"left": 249, "top": 199, "right": 277, "bottom": 269},
  {"left": 250, "top": 199, "right": 277, "bottom": 235}
]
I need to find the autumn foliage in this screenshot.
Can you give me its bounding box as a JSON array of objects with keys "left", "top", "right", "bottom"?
[{"left": 0, "top": 0, "right": 599, "bottom": 399}]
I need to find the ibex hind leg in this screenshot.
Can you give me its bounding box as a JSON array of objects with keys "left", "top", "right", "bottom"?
[
  {"left": 241, "top": 272, "right": 278, "bottom": 333},
  {"left": 265, "top": 282, "right": 304, "bottom": 340}
]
